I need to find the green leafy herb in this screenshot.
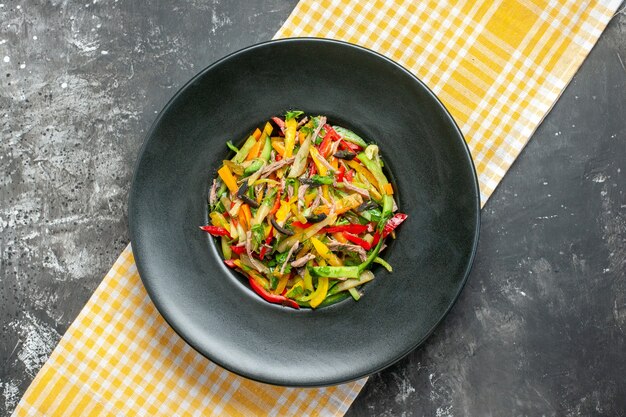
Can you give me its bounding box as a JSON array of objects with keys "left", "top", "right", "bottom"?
[
  {"left": 212, "top": 200, "right": 225, "bottom": 214},
  {"left": 361, "top": 208, "right": 382, "bottom": 223},
  {"left": 269, "top": 275, "right": 279, "bottom": 290},
  {"left": 285, "top": 110, "right": 304, "bottom": 121},
  {"left": 310, "top": 175, "right": 334, "bottom": 185},
  {"left": 275, "top": 251, "right": 292, "bottom": 274},
  {"left": 251, "top": 224, "right": 265, "bottom": 249}
]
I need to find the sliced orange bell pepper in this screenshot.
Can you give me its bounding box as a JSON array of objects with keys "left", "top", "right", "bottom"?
[
  {"left": 333, "top": 193, "right": 363, "bottom": 215},
  {"left": 245, "top": 136, "right": 263, "bottom": 161},
  {"left": 239, "top": 204, "right": 252, "bottom": 230},
  {"left": 271, "top": 137, "right": 285, "bottom": 157},
  {"left": 332, "top": 232, "right": 348, "bottom": 244},
  {"left": 218, "top": 165, "right": 238, "bottom": 193}
]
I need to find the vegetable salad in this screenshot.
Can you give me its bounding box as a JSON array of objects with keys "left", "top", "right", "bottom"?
[{"left": 202, "top": 111, "right": 407, "bottom": 309}]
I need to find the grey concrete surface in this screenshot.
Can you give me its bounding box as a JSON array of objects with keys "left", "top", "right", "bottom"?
[{"left": 1, "top": 1, "right": 624, "bottom": 416}]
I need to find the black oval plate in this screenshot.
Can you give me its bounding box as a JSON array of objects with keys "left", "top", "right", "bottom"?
[{"left": 129, "top": 38, "right": 480, "bottom": 387}]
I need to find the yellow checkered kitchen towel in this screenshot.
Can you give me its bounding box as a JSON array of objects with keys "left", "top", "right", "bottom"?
[{"left": 14, "top": 0, "right": 621, "bottom": 416}]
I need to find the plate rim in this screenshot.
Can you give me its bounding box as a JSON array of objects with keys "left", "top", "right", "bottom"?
[{"left": 129, "top": 37, "right": 481, "bottom": 387}]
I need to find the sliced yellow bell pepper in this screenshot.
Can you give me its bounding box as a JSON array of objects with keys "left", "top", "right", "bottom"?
[
  {"left": 291, "top": 203, "right": 308, "bottom": 224},
  {"left": 303, "top": 268, "right": 314, "bottom": 291},
  {"left": 311, "top": 237, "right": 342, "bottom": 266},
  {"left": 275, "top": 201, "right": 291, "bottom": 224},
  {"left": 322, "top": 184, "right": 330, "bottom": 202},
  {"left": 310, "top": 277, "right": 329, "bottom": 308},
  {"left": 309, "top": 147, "right": 328, "bottom": 175},
  {"left": 274, "top": 274, "right": 290, "bottom": 295},
  {"left": 252, "top": 128, "right": 262, "bottom": 140},
  {"left": 383, "top": 183, "right": 394, "bottom": 195},
  {"left": 210, "top": 212, "right": 230, "bottom": 231},
  {"left": 262, "top": 121, "right": 273, "bottom": 137},
  {"left": 284, "top": 118, "right": 297, "bottom": 157},
  {"left": 304, "top": 189, "right": 317, "bottom": 206},
  {"left": 217, "top": 165, "right": 238, "bottom": 194},
  {"left": 347, "top": 159, "right": 380, "bottom": 193},
  {"left": 248, "top": 269, "right": 270, "bottom": 289}
]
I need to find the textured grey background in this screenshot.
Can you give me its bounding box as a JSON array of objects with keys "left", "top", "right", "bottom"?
[{"left": 1, "top": 1, "right": 625, "bottom": 416}]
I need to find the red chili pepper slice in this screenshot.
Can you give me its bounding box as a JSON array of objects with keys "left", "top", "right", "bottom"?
[
  {"left": 322, "top": 224, "right": 368, "bottom": 234},
  {"left": 344, "top": 169, "right": 354, "bottom": 182},
  {"left": 199, "top": 225, "right": 231, "bottom": 237},
  {"left": 324, "top": 124, "right": 341, "bottom": 141},
  {"left": 318, "top": 125, "right": 341, "bottom": 157},
  {"left": 383, "top": 213, "right": 408, "bottom": 237},
  {"left": 336, "top": 164, "right": 345, "bottom": 182},
  {"left": 342, "top": 232, "right": 372, "bottom": 250},
  {"left": 248, "top": 276, "right": 299, "bottom": 309},
  {"left": 269, "top": 188, "right": 283, "bottom": 216},
  {"left": 291, "top": 221, "right": 312, "bottom": 229},
  {"left": 339, "top": 140, "right": 361, "bottom": 152},
  {"left": 272, "top": 116, "right": 285, "bottom": 131},
  {"left": 308, "top": 160, "right": 317, "bottom": 176},
  {"left": 372, "top": 231, "right": 381, "bottom": 246},
  {"left": 372, "top": 213, "right": 408, "bottom": 245},
  {"left": 231, "top": 245, "right": 246, "bottom": 255},
  {"left": 318, "top": 134, "right": 332, "bottom": 157}
]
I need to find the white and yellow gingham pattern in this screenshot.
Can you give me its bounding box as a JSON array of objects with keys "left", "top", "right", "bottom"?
[
  {"left": 14, "top": 246, "right": 366, "bottom": 416},
  {"left": 275, "top": 0, "right": 620, "bottom": 203},
  {"left": 13, "top": 1, "right": 620, "bottom": 416}
]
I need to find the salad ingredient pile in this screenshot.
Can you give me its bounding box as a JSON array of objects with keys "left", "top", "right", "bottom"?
[{"left": 202, "top": 111, "right": 407, "bottom": 309}]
